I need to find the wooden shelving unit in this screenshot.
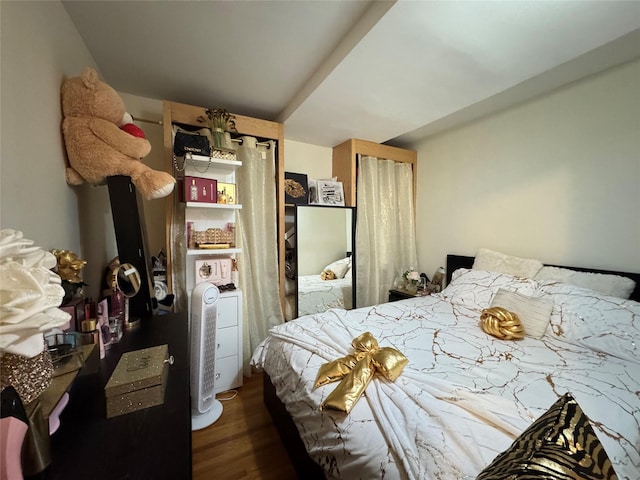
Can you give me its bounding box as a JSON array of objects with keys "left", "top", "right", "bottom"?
[{"left": 162, "top": 100, "right": 286, "bottom": 313}]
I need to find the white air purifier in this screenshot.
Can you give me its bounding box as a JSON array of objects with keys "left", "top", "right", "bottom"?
[{"left": 190, "top": 282, "right": 222, "bottom": 430}]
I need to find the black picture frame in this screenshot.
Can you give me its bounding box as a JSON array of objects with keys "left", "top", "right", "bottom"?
[{"left": 284, "top": 172, "right": 309, "bottom": 205}]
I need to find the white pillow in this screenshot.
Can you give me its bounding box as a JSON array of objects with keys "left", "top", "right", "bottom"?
[
  {"left": 490, "top": 289, "right": 553, "bottom": 339},
  {"left": 323, "top": 257, "right": 350, "bottom": 279},
  {"left": 540, "top": 282, "right": 639, "bottom": 363},
  {"left": 473, "top": 248, "right": 543, "bottom": 279},
  {"left": 438, "top": 268, "right": 540, "bottom": 310},
  {"left": 344, "top": 266, "right": 352, "bottom": 279},
  {"left": 535, "top": 266, "right": 635, "bottom": 299}
]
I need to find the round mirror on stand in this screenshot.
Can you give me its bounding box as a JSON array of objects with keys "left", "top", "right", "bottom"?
[{"left": 107, "top": 260, "right": 142, "bottom": 329}]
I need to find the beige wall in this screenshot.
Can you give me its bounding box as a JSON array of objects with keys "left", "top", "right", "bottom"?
[
  {"left": 413, "top": 59, "right": 640, "bottom": 278},
  {"left": 0, "top": 1, "right": 94, "bottom": 249},
  {"left": 283, "top": 139, "right": 332, "bottom": 178},
  {"left": 0, "top": 1, "right": 107, "bottom": 296},
  {"left": 0, "top": 2, "right": 172, "bottom": 300}
]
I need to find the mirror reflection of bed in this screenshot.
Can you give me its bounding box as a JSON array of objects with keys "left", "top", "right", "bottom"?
[{"left": 294, "top": 205, "right": 355, "bottom": 319}]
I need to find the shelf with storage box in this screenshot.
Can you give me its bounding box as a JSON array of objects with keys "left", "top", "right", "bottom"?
[
  {"left": 187, "top": 247, "right": 242, "bottom": 256},
  {"left": 163, "top": 100, "right": 286, "bottom": 397},
  {"left": 186, "top": 202, "right": 242, "bottom": 210},
  {"left": 182, "top": 150, "right": 243, "bottom": 393},
  {"left": 163, "top": 100, "right": 286, "bottom": 315},
  {"left": 181, "top": 149, "right": 241, "bottom": 293},
  {"left": 183, "top": 152, "right": 242, "bottom": 174}
]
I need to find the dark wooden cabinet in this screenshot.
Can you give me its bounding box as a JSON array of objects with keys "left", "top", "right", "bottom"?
[{"left": 35, "top": 313, "right": 191, "bottom": 480}]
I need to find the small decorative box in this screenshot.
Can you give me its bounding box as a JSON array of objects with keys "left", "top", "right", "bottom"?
[
  {"left": 184, "top": 176, "right": 218, "bottom": 203},
  {"left": 217, "top": 182, "right": 236, "bottom": 204},
  {"left": 104, "top": 344, "right": 171, "bottom": 418},
  {"left": 195, "top": 258, "right": 232, "bottom": 286}
]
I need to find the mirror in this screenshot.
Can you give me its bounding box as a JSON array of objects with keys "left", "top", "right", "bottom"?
[
  {"left": 106, "top": 260, "right": 143, "bottom": 328},
  {"left": 106, "top": 261, "right": 142, "bottom": 298},
  {"left": 116, "top": 263, "right": 142, "bottom": 298},
  {"left": 295, "top": 205, "right": 356, "bottom": 318}
]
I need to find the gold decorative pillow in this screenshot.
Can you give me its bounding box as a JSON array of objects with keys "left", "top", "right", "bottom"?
[
  {"left": 480, "top": 307, "right": 525, "bottom": 340},
  {"left": 320, "top": 270, "right": 336, "bottom": 280},
  {"left": 477, "top": 392, "right": 618, "bottom": 480}
]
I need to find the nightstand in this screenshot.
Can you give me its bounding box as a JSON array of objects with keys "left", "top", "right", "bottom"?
[{"left": 388, "top": 289, "right": 426, "bottom": 302}]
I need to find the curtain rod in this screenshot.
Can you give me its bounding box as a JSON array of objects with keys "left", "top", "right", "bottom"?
[
  {"left": 152, "top": 117, "right": 272, "bottom": 148},
  {"left": 231, "top": 138, "right": 271, "bottom": 149},
  {"left": 132, "top": 116, "right": 162, "bottom": 125}
]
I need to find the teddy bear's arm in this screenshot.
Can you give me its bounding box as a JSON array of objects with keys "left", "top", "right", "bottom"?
[{"left": 88, "top": 118, "right": 151, "bottom": 159}]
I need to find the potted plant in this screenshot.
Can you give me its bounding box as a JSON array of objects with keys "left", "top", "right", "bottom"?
[{"left": 199, "top": 108, "right": 238, "bottom": 150}]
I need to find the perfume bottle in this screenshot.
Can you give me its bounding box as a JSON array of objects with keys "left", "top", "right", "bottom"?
[
  {"left": 109, "top": 289, "right": 125, "bottom": 343},
  {"left": 231, "top": 258, "right": 239, "bottom": 287},
  {"left": 190, "top": 179, "right": 198, "bottom": 201}
]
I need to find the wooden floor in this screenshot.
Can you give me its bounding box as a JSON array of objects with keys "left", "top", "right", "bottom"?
[{"left": 192, "top": 372, "right": 298, "bottom": 479}]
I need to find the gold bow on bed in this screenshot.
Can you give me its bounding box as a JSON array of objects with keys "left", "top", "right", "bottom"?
[{"left": 314, "top": 332, "right": 408, "bottom": 414}]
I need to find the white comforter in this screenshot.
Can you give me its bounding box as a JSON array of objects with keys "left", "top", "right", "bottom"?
[
  {"left": 297, "top": 274, "right": 353, "bottom": 316},
  {"left": 252, "top": 269, "right": 640, "bottom": 479}
]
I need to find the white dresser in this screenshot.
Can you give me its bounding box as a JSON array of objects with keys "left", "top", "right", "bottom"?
[{"left": 215, "top": 289, "right": 243, "bottom": 393}]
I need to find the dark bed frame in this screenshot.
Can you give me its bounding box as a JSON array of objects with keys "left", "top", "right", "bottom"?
[{"left": 264, "top": 254, "right": 640, "bottom": 478}]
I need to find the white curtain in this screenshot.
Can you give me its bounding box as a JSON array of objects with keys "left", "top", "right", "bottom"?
[
  {"left": 236, "top": 137, "right": 284, "bottom": 375},
  {"left": 356, "top": 155, "right": 418, "bottom": 307}
]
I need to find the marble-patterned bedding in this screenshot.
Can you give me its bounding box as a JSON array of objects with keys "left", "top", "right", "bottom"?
[
  {"left": 252, "top": 269, "right": 640, "bottom": 479},
  {"left": 297, "top": 274, "right": 353, "bottom": 316}
]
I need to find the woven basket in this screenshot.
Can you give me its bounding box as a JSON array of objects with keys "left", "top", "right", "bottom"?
[{"left": 192, "top": 227, "right": 235, "bottom": 247}]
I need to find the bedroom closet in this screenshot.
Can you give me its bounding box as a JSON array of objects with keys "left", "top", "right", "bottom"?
[
  {"left": 332, "top": 139, "right": 417, "bottom": 207},
  {"left": 332, "top": 139, "right": 418, "bottom": 307},
  {"left": 162, "top": 100, "right": 286, "bottom": 380}
]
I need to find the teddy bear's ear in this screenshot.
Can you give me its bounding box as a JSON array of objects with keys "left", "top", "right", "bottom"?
[{"left": 80, "top": 67, "right": 99, "bottom": 90}]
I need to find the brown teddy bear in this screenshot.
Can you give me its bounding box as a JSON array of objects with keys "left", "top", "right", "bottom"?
[{"left": 61, "top": 67, "right": 175, "bottom": 200}]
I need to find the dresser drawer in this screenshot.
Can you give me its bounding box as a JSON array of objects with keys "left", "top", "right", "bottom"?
[
  {"left": 217, "top": 295, "right": 238, "bottom": 328},
  {"left": 216, "top": 326, "right": 238, "bottom": 359},
  {"left": 215, "top": 355, "right": 241, "bottom": 392}
]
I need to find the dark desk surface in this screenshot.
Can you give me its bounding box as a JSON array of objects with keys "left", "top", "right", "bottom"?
[{"left": 37, "top": 313, "right": 191, "bottom": 480}]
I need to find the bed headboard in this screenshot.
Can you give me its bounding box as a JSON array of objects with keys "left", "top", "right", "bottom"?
[{"left": 446, "top": 254, "right": 640, "bottom": 303}]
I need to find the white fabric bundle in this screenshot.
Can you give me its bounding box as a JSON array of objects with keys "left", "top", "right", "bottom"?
[{"left": 0, "top": 229, "right": 70, "bottom": 357}]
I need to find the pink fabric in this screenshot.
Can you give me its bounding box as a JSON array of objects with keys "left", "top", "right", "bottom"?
[
  {"left": 1, "top": 416, "right": 28, "bottom": 480},
  {"left": 48, "top": 392, "right": 70, "bottom": 435}
]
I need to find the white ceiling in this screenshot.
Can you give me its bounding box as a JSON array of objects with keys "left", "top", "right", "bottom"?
[{"left": 63, "top": 1, "right": 640, "bottom": 148}]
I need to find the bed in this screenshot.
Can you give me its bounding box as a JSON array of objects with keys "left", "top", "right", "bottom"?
[
  {"left": 253, "top": 253, "right": 640, "bottom": 479},
  {"left": 283, "top": 274, "right": 354, "bottom": 321},
  {"left": 297, "top": 274, "right": 353, "bottom": 316},
  {"left": 284, "top": 255, "right": 355, "bottom": 320}
]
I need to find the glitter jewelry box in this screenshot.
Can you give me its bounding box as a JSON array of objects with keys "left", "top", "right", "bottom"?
[{"left": 104, "top": 345, "right": 172, "bottom": 418}]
